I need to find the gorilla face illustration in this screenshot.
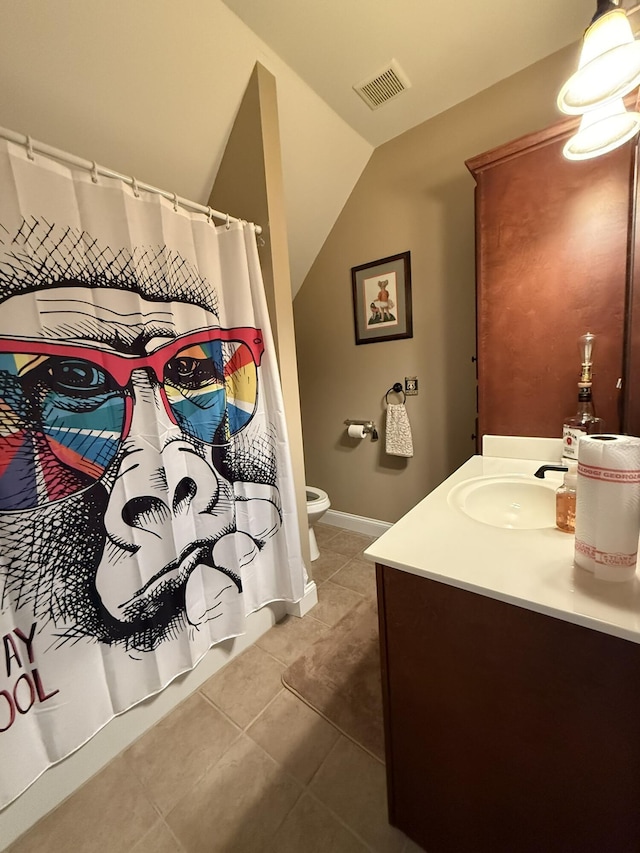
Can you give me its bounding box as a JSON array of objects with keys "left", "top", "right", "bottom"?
[{"left": 0, "top": 285, "right": 282, "bottom": 653}]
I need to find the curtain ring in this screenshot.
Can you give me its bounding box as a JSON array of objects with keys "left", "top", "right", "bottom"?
[
  {"left": 207, "top": 206, "right": 213, "bottom": 226},
  {"left": 225, "top": 213, "right": 231, "bottom": 230},
  {"left": 173, "top": 192, "right": 179, "bottom": 212},
  {"left": 131, "top": 177, "right": 140, "bottom": 198},
  {"left": 25, "top": 135, "right": 35, "bottom": 161},
  {"left": 90, "top": 161, "right": 99, "bottom": 184}
]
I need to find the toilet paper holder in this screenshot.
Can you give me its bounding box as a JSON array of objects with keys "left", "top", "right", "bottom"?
[{"left": 344, "top": 419, "right": 379, "bottom": 441}]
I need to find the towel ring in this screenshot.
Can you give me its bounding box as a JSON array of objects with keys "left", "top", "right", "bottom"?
[{"left": 385, "top": 383, "right": 406, "bottom": 404}]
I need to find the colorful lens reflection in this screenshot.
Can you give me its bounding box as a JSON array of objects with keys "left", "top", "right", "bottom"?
[
  {"left": 164, "top": 340, "right": 258, "bottom": 445},
  {"left": 0, "top": 353, "right": 125, "bottom": 510}
]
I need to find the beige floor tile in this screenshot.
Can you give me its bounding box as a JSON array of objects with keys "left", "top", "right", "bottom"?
[
  {"left": 313, "top": 523, "right": 341, "bottom": 548},
  {"left": 124, "top": 692, "right": 240, "bottom": 814},
  {"left": 131, "top": 820, "right": 184, "bottom": 852},
  {"left": 310, "top": 736, "right": 405, "bottom": 853},
  {"left": 199, "top": 644, "right": 285, "bottom": 728},
  {"left": 10, "top": 530, "right": 393, "bottom": 853},
  {"left": 265, "top": 793, "right": 369, "bottom": 852},
  {"left": 326, "top": 530, "right": 375, "bottom": 558},
  {"left": 331, "top": 557, "right": 378, "bottom": 598},
  {"left": 312, "top": 581, "right": 364, "bottom": 627},
  {"left": 166, "top": 734, "right": 302, "bottom": 853},
  {"left": 255, "top": 613, "right": 329, "bottom": 665},
  {"left": 308, "top": 548, "right": 350, "bottom": 583},
  {"left": 9, "top": 756, "right": 158, "bottom": 853},
  {"left": 247, "top": 689, "right": 340, "bottom": 784}
]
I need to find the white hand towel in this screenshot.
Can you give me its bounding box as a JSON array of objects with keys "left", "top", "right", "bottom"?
[{"left": 385, "top": 403, "right": 413, "bottom": 457}]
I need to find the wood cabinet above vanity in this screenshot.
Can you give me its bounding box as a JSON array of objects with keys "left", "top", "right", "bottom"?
[{"left": 466, "top": 115, "right": 639, "bottom": 444}]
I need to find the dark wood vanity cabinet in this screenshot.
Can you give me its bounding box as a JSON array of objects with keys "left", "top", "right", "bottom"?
[
  {"left": 376, "top": 563, "right": 640, "bottom": 853},
  {"left": 466, "top": 119, "right": 635, "bottom": 443}
]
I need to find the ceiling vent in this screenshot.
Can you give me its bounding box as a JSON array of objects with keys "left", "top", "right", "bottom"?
[{"left": 353, "top": 60, "right": 411, "bottom": 110}]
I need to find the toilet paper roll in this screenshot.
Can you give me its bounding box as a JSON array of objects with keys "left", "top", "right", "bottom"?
[
  {"left": 347, "top": 424, "right": 366, "bottom": 439},
  {"left": 575, "top": 434, "right": 640, "bottom": 581}
]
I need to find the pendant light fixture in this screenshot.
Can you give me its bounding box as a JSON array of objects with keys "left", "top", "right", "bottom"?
[
  {"left": 563, "top": 97, "right": 640, "bottom": 159},
  {"left": 558, "top": 1, "right": 640, "bottom": 114},
  {"left": 559, "top": 1, "right": 640, "bottom": 159}
]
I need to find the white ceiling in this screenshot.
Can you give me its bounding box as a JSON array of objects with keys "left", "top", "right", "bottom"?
[{"left": 221, "top": 0, "right": 593, "bottom": 147}]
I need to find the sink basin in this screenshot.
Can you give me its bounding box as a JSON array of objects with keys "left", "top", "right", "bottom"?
[{"left": 448, "top": 474, "right": 556, "bottom": 529}]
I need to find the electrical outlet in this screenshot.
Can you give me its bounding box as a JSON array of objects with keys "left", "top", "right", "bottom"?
[{"left": 405, "top": 376, "right": 418, "bottom": 395}]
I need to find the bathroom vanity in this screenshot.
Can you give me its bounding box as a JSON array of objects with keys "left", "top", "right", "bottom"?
[{"left": 365, "top": 445, "right": 640, "bottom": 853}]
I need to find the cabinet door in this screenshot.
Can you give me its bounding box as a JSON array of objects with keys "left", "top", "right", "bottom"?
[
  {"left": 468, "top": 127, "right": 631, "bottom": 441},
  {"left": 377, "top": 564, "right": 640, "bottom": 853}
]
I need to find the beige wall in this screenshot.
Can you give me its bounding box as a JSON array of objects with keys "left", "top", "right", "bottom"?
[
  {"left": 210, "top": 63, "right": 311, "bottom": 568},
  {"left": 294, "top": 42, "right": 582, "bottom": 524}
]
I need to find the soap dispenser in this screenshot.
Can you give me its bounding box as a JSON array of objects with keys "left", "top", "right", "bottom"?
[{"left": 556, "top": 461, "right": 577, "bottom": 534}]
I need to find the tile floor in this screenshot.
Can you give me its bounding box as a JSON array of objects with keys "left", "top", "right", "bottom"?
[{"left": 6, "top": 526, "right": 424, "bottom": 853}]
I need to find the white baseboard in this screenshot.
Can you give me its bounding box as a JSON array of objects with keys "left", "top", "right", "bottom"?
[
  {"left": 286, "top": 580, "right": 318, "bottom": 617},
  {"left": 319, "top": 509, "right": 393, "bottom": 539}
]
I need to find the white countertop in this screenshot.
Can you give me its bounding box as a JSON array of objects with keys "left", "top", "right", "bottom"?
[{"left": 364, "top": 453, "right": 640, "bottom": 644}]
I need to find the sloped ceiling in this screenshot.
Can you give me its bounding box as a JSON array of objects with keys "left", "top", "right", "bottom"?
[
  {"left": 0, "top": 1, "right": 595, "bottom": 295},
  {"left": 221, "top": 0, "right": 591, "bottom": 147},
  {"left": 0, "top": 0, "right": 372, "bottom": 295}
]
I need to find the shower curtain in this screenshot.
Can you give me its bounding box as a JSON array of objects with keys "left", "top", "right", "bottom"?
[{"left": 0, "top": 138, "right": 306, "bottom": 808}]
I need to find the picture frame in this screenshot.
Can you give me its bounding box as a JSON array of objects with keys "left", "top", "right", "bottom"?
[{"left": 351, "top": 251, "right": 413, "bottom": 345}]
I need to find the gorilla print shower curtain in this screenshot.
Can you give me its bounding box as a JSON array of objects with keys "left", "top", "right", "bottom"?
[{"left": 0, "top": 137, "right": 305, "bottom": 807}]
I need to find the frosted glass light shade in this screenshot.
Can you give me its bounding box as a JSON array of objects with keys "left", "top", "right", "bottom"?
[
  {"left": 563, "top": 98, "right": 640, "bottom": 160},
  {"left": 558, "top": 9, "right": 640, "bottom": 115}
]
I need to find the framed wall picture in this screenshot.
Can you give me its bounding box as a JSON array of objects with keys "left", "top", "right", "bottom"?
[{"left": 351, "top": 251, "right": 413, "bottom": 345}]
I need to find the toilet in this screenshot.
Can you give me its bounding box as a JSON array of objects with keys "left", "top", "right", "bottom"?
[{"left": 305, "top": 486, "right": 331, "bottom": 561}]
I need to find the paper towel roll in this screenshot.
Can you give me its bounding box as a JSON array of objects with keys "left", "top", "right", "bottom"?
[
  {"left": 575, "top": 434, "right": 640, "bottom": 581},
  {"left": 347, "top": 424, "right": 366, "bottom": 439}
]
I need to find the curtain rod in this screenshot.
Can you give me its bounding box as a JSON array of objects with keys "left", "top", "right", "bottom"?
[{"left": 0, "top": 125, "right": 262, "bottom": 235}]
